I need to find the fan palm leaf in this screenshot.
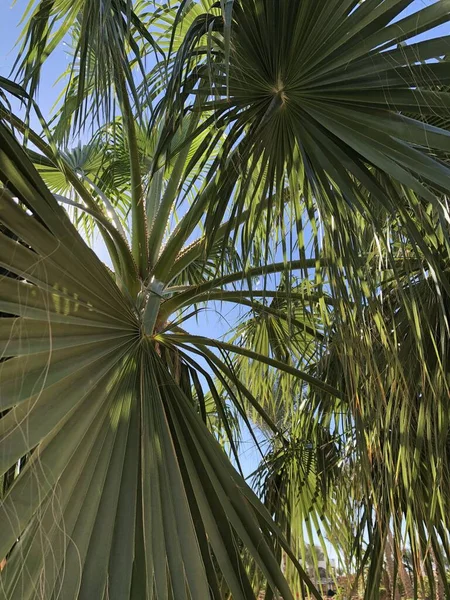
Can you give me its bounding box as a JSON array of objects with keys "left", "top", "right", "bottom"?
[
  {"left": 0, "top": 106, "right": 332, "bottom": 597},
  {"left": 162, "top": 0, "right": 450, "bottom": 294}
]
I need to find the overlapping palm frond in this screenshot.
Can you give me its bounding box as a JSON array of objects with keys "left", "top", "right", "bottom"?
[
  {"left": 311, "top": 264, "right": 450, "bottom": 598},
  {"left": 15, "top": 0, "right": 163, "bottom": 134},
  {"left": 253, "top": 416, "right": 350, "bottom": 595},
  {"left": 219, "top": 277, "right": 326, "bottom": 426},
  {"left": 0, "top": 62, "right": 331, "bottom": 600},
  {"left": 2, "top": 0, "right": 450, "bottom": 598},
  {"left": 282, "top": 194, "right": 450, "bottom": 597},
  {"left": 161, "top": 0, "right": 450, "bottom": 289},
  {"left": 0, "top": 105, "right": 328, "bottom": 598}
]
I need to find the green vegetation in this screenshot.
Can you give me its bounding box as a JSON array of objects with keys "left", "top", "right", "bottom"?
[{"left": 1, "top": 1, "right": 450, "bottom": 598}]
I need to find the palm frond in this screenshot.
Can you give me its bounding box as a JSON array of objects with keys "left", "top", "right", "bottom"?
[{"left": 0, "top": 115, "right": 323, "bottom": 600}]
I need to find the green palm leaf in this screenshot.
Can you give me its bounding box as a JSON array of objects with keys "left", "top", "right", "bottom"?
[
  {"left": 163, "top": 0, "right": 450, "bottom": 289},
  {"left": 0, "top": 105, "right": 324, "bottom": 598}
]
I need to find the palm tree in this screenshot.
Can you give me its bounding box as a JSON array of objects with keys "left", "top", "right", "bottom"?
[{"left": 1, "top": 0, "right": 450, "bottom": 599}]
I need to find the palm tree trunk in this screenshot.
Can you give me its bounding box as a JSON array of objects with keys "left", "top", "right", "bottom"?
[
  {"left": 397, "top": 552, "right": 413, "bottom": 600},
  {"left": 382, "top": 570, "right": 392, "bottom": 600},
  {"left": 389, "top": 536, "right": 413, "bottom": 600},
  {"left": 385, "top": 531, "right": 401, "bottom": 600},
  {"left": 430, "top": 546, "right": 445, "bottom": 600}
]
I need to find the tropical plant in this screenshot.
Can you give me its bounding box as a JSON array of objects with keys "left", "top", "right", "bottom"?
[{"left": 1, "top": 0, "right": 450, "bottom": 599}]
